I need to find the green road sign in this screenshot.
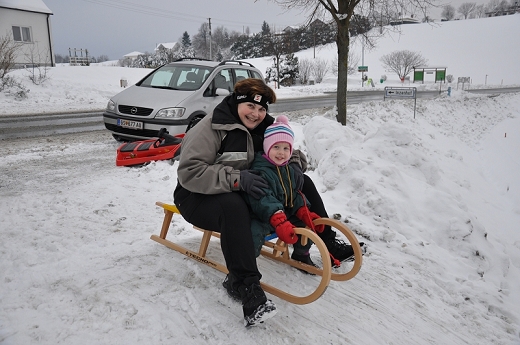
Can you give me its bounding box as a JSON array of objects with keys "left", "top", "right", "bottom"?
[{"left": 358, "top": 66, "right": 368, "bottom": 72}]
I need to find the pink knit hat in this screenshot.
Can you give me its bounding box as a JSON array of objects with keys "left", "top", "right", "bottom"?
[{"left": 263, "top": 115, "right": 294, "bottom": 158}]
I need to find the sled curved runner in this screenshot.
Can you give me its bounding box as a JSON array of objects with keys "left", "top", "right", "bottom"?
[{"left": 151, "top": 202, "right": 363, "bottom": 304}]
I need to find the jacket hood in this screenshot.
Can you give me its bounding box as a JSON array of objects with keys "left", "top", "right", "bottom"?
[{"left": 212, "top": 94, "right": 240, "bottom": 125}]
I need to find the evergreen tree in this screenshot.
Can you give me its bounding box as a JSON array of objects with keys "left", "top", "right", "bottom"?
[
  {"left": 349, "top": 15, "right": 372, "bottom": 37},
  {"left": 230, "top": 35, "right": 250, "bottom": 59},
  {"left": 260, "top": 21, "right": 272, "bottom": 56},
  {"left": 178, "top": 45, "right": 195, "bottom": 59},
  {"left": 266, "top": 53, "right": 299, "bottom": 87},
  {"left": 265, "top": 66, "right": 276, "bottom": 84},
  {"left": 181, "top": 32, "right": 191, "bottom": 48},
  {"left": 279, "top": 53, "right": 299, "bottom": 86},
  {"left": 261, "top": 21, "right": 271, "bottom": 36}
]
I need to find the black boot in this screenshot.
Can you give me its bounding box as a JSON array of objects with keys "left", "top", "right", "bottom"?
[
  {"left": 323, "top": 237, "right": 366, "bottom": 267},
  {"left": 238, "top": 279, "right": 277, "bottom": 327},
  {"left": 222, "top": 274, "right": 241, "bottom": 301},
  {"left": 291, "top": 252, "right": 319, "bottom": 275}
]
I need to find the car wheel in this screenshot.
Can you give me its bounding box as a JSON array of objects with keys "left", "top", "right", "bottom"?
[{"left": 186, "top": 116, "right": 204, "bottom": 133}]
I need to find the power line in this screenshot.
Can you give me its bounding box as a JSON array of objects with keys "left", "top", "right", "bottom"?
[
  {"left": 81, "top": 0, "right": 297, "bottom": 31},
  {"left": 82, "top": 0, "right": 206, "bottom": 21}
]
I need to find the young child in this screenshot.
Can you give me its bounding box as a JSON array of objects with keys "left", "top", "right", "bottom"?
[{"left": 244, "top": 115, "right": 325, "bottom": 267}]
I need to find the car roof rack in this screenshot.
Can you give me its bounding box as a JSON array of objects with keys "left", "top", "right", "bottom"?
[
  {"left": 174, "top": 57, "right": 211, "bottom": 62},
  {"left": 218, "top": 60, "right": 255, "bottom": 68}
]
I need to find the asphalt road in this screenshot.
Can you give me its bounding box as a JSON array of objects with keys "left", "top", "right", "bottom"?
[
  {"left": 0, "top": 111, "right": 104, "bottom": 140},
  {"left": 1, "top": 87, "right": 518, "bottom": 140}
]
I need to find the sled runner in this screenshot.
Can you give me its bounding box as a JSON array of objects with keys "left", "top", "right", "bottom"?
[
  {"left": 116, "top": 128, "right": 184, "bottom": 167},
  {"left": 151, "top": 202, "right": 363, "bottom": 305}
]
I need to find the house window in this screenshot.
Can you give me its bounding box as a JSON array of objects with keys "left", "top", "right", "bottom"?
[{"left": 12, "top": 26, "right": 32, "bottom": 42}]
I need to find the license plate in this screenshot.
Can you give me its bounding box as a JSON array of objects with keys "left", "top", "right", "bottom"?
[{"left": 117, "top": 119, "right": 143, "bottom": 130}]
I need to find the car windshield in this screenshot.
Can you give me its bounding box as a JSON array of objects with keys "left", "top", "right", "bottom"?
[{"left": 139, "top": 65, "right": 213, "bottom": 91}]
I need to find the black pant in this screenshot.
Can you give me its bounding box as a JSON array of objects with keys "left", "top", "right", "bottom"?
[{"left": 174, "top": 186, "right": 261, "bottom": 287}]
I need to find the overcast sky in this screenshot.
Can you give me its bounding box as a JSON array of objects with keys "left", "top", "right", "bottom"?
[
  {"left": 42, "top": 0, "right": 486, "bottom": 60},
  {"left": 42, "top": 0, "right": 312, "bottom": 59}
]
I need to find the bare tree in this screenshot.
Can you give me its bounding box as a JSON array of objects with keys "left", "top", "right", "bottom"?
[
  {"left": 192, "top": 22, "right": 211, "bottom": 59},
  {"left": 212, "top": 26, "right": 231, "bottom": 55},
  {"left": 458, "top": 2, "right": 476, "bottom": 19},
  {"left": 442, "top": 4, "right": 457, "bottom": 20},
  {"left": 24, "top": 43, "right": 50, "bottom": 85},
  {"left": 298, "top": 58, "right": 313, "bottom": 84},
  {"left": 499, "top": 0, "right": 510, "bottom": 9},
  {"left": 311, "top": 57, "right": 329, "bottom": 83},
  {"left": 272, "top": 0, "right": 438, "bottom": 125},
  {"left": 0, "top": 34, "right": 21, "bottom": 82},
  {"left": 472, "top": 4, "right": 486, "bottom": 18},
  {"left": 331, "top": 48, "right": 358, "bottom": 76},
  {"left": 380, "top": 50, "right": 427, "bottom": 80},
  {"left": 0, "top": 34, "right": 29, "bottom": 97},
  {"left": 485, "top": 0, "right": 509, "bottom": 14}
]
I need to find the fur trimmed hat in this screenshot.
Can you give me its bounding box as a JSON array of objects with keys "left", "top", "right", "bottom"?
[{"left": 263, "top": 115, "right": 294, "bottom": 157}]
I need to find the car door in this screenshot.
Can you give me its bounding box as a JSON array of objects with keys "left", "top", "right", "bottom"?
[{"left": 200, "top": 68, "right": 233, "bottom": 109}]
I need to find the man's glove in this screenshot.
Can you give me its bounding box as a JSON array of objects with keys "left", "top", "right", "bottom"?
[
  {"left": 290, "top": 162, "right": 304, "bottom": 191},
  {"left": 239, "top": 170, "right": 268, "bottom": 199},
  {"left": 296, "top": 206, "right": 324, "bottom": 233},
  {"left": 269, "top": 212, "right": 298, "bottom": 244}
]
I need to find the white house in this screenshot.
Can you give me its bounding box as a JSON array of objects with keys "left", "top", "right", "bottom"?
[
  {"left": 0, "top": 0, "right": 55, "bottom": 67},
  {"left": 123, "top": 51, "right": 144, "bottom": 61},
  {"left": 155, "top": 42, "right": 178, "bottom": 52}
]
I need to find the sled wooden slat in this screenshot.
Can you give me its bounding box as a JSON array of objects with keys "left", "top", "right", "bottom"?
[{"left": 151, "top": 201, "right": 362, "bottom": 304}]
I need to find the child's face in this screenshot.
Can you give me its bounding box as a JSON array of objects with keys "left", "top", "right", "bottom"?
[{"left": 268, "top": 142, "right": 291, "bottom": 166}]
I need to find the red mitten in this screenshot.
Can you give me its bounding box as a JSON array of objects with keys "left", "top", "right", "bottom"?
[
  {"left": 296, "top": 206, "right": 325, "bottom": 233},
  {"left": 269, "top": 212, "right": 298, "bottom": 244}
]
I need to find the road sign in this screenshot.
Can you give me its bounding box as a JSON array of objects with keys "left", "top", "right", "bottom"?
[
  {"left": 384, "top": 87, "right": 416, "bottom": 99},
  {"left": 384, "top": 87, "right": 418, "bottom": 118},
  {"left": 358, "top": 66, "right": 368, "bottom": 72}
]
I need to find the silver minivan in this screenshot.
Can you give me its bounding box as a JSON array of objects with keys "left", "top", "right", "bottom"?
[{"left": 103, "top": 59, "right": 263, "bottom": 141}]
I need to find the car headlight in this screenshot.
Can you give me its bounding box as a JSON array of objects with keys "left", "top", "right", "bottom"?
[
  {"left": 106, "top": 100, "right": 115, "bottom": 111},
  {"left": 156, "top": 107, "right": 185, "bottom": 118}
]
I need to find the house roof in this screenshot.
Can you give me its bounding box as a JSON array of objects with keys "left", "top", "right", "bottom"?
[
  {"left": 156, "top": 42, "right": 177, "bottom": 50},
  {"left": 283, "top": 25, "right": 299, "bottom": 32},
  {"left": 0, "top": 0, "right": 52, "bottom": 14},
  {"left": 124, "top": 51, "right": 144, "bottom": 57},
  {"left": 390, "top": 17, "right": 420, "bottom": 25}
]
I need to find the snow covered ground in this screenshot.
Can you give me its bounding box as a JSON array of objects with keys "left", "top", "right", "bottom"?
[{"left": 1, "top": 14, "right": 520, "bottom": 345}]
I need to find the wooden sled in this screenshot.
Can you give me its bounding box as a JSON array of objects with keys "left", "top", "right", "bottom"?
[{"left": 151, "top": 202, "right": 363, "bottom": 305}]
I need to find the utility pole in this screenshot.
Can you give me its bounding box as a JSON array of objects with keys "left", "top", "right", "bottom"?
[
  {"left": 313, "top": 26, "right": 315, "bottom": 58},
  {"left": 208, "top": 18, "right": 212, "bottom": 60},
  {"left": 361, "top": 38, "right": 365, "bottom": 87}
]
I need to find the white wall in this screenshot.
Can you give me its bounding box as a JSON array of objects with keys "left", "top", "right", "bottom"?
[{"left": 0, "top": 7, "right": 54, "bottom": 66}]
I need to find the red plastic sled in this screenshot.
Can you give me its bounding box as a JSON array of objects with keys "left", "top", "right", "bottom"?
[{"left": 116, "top": 129, "right": 184, "bottom": 167}]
